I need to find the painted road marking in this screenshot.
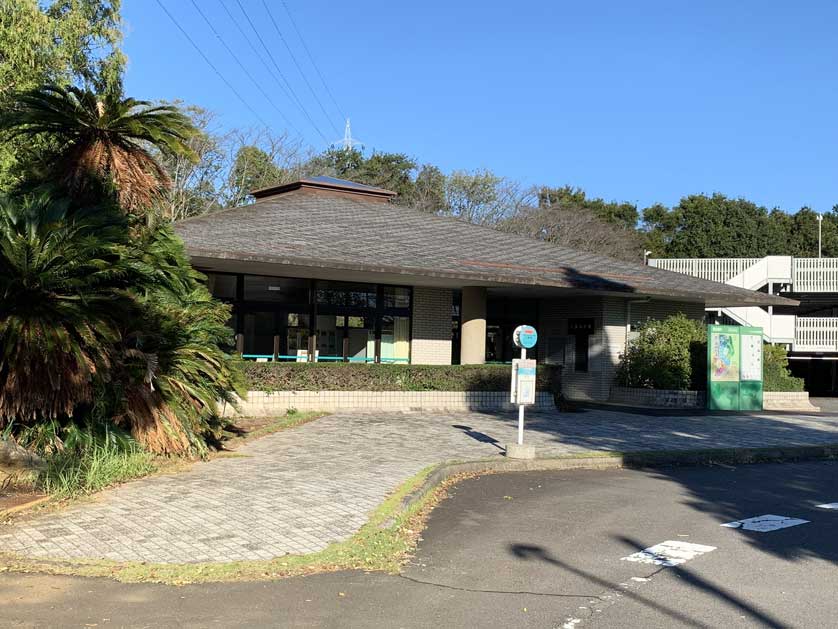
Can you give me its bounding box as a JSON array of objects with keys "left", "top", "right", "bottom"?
[
  {"left": 620, "top": 540, "right": 717, "bottom": 567},
  {"left": 817, "top": 503, "right": 838, "bottom": 510},
  {"left": 721, "top": 514, "right": 809, "bottom": 532}
]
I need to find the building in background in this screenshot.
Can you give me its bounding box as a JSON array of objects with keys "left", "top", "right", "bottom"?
[
  {"left": 649, "top": 256, "right": 838, "bottom": 394},
  {"left": 175, "top": 177, "right": 792, "bottom": 402}
]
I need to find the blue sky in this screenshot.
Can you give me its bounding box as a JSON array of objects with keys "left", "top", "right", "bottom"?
[{"left": 124, "top": 1, "right": 838, "bottom": 213}]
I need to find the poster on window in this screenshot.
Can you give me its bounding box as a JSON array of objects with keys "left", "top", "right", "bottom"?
[
  {"left": 740, "top": 334, "right": 763, "bottom": 381},
  {"left": 710, "top": 332, "right": 739, "bottom": 382}
]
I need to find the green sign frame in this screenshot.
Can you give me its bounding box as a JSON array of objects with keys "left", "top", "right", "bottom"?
[{"left": 707, "top": 324, "right": 764, "bottom": 411}]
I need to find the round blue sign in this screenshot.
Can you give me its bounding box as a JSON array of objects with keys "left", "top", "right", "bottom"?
[{"left": 514, "top": 325, "right": 538, "bottom": 349}]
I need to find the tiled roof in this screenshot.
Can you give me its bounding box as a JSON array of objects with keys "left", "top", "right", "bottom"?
[{"left": 175, "top": 185, "right": 795, "bottom": 307}]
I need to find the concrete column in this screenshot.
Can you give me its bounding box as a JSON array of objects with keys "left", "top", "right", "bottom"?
[{"left": 460, "top": 286, "right": 487, "bottom": 364}]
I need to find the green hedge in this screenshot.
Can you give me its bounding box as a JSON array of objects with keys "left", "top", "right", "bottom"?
[{"left": 239, "top": 362, "right": 560, "bottom": 392}]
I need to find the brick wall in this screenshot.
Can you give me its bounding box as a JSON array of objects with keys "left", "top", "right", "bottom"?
[
  {"left": 225, "top": 390, "right": 555, "bottom": 415},
  {"left": 539, "top": 296, "right": 706, "bottom": 402},
  {"left": 411, "top": 286, "right": 453, "bottom": 365}
]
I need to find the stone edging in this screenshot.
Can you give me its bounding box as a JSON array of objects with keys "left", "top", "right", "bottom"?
[
  {"left": 609, "top": 387, "right": 819, "bottom": 412},
  {"left": 401, "top": 443, "right": 838, "bottom": 511}
]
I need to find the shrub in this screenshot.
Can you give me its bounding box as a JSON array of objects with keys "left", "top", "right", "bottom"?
[
  {"left": 239, "top": 362, "right": 559, "bottom": 393},
  {"left": 616, "top": 315, "right": 707, "bottom": 390},
  {"left": 617, "top": 315, "right": 805, "bottom": 392},
  {"left": 763, "top": 345, "right": 805, "bottom": 392}
]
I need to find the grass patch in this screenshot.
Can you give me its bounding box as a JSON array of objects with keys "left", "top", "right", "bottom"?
[{"left": 37, "top": 442, "right": 158, "bottom": 499}]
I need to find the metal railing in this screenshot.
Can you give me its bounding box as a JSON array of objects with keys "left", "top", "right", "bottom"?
[
  {"left": 794, "top": 317, "right": 838, "bottom": 351},
  {"left": 648, "top": 258, "right": 760, "bottom": 284},
  {"left": 793, "top": 258, "right": 838, "bottom": 293}
]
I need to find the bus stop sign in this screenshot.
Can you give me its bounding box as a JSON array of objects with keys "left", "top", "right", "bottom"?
[{"left": 513, "top": 325, "right": 538, "bottom": 349}]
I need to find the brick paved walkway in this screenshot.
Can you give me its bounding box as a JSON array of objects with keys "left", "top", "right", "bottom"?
[{"left": 2, "top": 407, "right": 838, "bottom": 564}]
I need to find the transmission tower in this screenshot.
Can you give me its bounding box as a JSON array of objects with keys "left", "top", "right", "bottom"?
[{"left": 332, "top": 118, "right": 364, "bottom": 151}]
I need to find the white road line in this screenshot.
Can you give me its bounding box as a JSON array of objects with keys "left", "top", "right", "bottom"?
[
  {"left": 816, "top": 503, "right": 838, "bottom": 510},
  {"left": 620, "top": 540, "right": 717, "bottom": 567},
  {"left": 721, "top": 514, "right": 809, "bottom": 532}
]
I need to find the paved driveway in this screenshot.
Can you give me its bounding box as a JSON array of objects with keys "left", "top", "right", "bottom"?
[{"left": 2, "top": 407, "right": 838, "bottom": 564}]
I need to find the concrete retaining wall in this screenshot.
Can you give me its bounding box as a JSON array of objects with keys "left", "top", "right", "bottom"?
[
  {"left": 224, "top": 390, "right": 556, "bottom": 416},
  {"left": 609, "top": 387, "right": 819, "bottom": 412}
]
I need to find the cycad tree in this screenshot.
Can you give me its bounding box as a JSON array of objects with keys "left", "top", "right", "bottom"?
[
  {"left": 0, "top": 193, "right": 135, "bottom": 434},
  {"left": 0, "top": 85, "right": 196, "bottom": 213},
  {"left": 0, "top": 85, "right": 241, "bottom": 457}
]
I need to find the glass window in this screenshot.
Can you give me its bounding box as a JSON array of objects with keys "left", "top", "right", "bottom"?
[
  {"left": 381, "top": 315, "right": 410, "bottom": 363},
  {"left": 244, "top": 276, "right": 308, "bottom": 303},
  {"left": 316, "top": 315, "right": 341, "bottom": 360},
  {"left": 206, "top": 273, "right": 237, "bottom": 300},
  {"left": 383, "top": 286, "right": 411, "bottom": 309},
  {"left": 287, "top": 313, "right": 309, "bottom": 328},
  {"left": 243, "top": 312, "right": 275, "bottom": 357},
  {"left": 286, "top": 312, "right": 309, "bottom": 359},
  {"left": 346, "top": 322, "right": 374, "bottom": 362},
  {"left": 315, "top": 281, "right": 376, "bottom": 308}
]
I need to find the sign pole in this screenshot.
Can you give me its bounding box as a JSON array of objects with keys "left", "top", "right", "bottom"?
[
  {"left": 518, "top": 347, "right": 526, "bottom": 445},
  {"left": 508, "top": 324, "right": 537, "bottom": 459}
]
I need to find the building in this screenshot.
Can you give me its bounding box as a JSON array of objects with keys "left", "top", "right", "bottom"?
[
  {"left": 649, "top": 256, "right": 838, "bottom": 393},
  {"left": 174, "top": 176, "right": 792, "bottom": 401}
]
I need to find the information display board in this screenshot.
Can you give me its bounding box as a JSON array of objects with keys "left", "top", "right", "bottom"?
[
  {"left": 510, "top": 358, "right": 537, "bottom": 405},
  {"left": 707, "top": 325, "right": 763, "bottom": 411}
]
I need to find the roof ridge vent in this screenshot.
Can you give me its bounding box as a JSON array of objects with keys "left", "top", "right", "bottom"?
[{"left": 251, "top": 176, "right": 397, "bottom": 200}]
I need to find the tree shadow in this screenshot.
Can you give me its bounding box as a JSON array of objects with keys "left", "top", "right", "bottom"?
[
  {"left": 509, "top": 543, "right": 703, "bottom": 627},
  {"left": 636, "top": 461, "right": 838, "bottom": 564},
  {"left": 509, "top": 541, "right": 786, "bottom": 628}
]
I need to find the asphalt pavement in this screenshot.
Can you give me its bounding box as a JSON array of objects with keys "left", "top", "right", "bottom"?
[{"left": 4, "top": 461, "right": 838, "bottom": 628}]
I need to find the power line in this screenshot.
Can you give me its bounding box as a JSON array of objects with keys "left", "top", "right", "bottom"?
[
  {"left": 217, "top": 0, "right": 296, "bottom": 109},
  {"left": 281, "top": 0, "right": 346, "bottom": 122},
  {"left": 260, "top": 0, "right": 340, "bottom": 137},
  {"left": 231, "top": 0, "right": 330, "bottom": 145},
  {"left": 187, "top": 0, "right": 305, "bottom": 140},
  {"left": 154, "top": 0, "right": 270, "bottom": 128}
]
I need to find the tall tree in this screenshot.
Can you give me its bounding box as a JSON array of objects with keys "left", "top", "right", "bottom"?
[
  {"left": 642, "top": 193, "right": 775, "bottom": 258},
  {"left": 154, "top": 104, "right": 226, "bottom": 221},
  {"left": 0, "top": 0, "right": 123, "bottom": 97},
  {"left": 411, "top": 164, "right": 447, "bottom": 214},
  {"left": 502, "top": 201, "right": 645, "bottom": 261},
  {"left": 0, "top": 0, "right": 125, "bottom": 190},
  {"left": 225, "top": 146, "right": 284, "bottom": 206},
  {"left": 0, "top": 85, "right": 196, "bottom": 213},
  {"left": 302, "top": 147, "right": 418, "bottom": 201},
  {"left": 443, "top": 169, "right": 528, "bottom": 225},
  {"left": 537, "top": 185, "right": 639, "bottom": 229}
]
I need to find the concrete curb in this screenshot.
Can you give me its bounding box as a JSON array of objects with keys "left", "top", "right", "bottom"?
[
  {"left": 0, "top": 495, "right": 50, "bottom": 520},
  {"left": 401, "top": 444, "right": 838, "bottom": 511}
]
